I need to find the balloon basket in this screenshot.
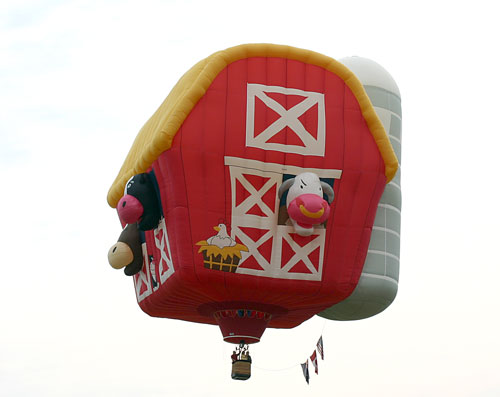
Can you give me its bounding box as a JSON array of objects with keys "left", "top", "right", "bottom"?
[{"left": 231, "top": 360, "right": 251, "bottom": 381}]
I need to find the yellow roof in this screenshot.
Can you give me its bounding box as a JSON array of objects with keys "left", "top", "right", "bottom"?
[{"left": 108, "top": 43, "right": 398, "bottom": 208}]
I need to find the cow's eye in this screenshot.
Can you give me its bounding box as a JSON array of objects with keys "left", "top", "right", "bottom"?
[{"left": 300, "top": 185, "right": 303, "bottom": 189}]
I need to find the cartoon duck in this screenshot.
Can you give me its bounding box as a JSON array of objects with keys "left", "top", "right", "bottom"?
[
  {"left": 207, "top": 223, "right": 237, "bottom": 249},
  {"left": 196, "top": 223, "right": 249, "bottom": 273}
]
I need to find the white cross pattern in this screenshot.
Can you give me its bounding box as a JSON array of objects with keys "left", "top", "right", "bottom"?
[
  {"left": 134, "top": 217, "right": 175, "bottom": 302},
  {"left": 279, "top": 229, "right": 325, "bottom": 275},
  {"left": 133, "top": 244, "right": 153, "bottom": 302},
  {"left": 232, "top": 172, "right": 277, "bottom": 220},
  {"left": 154, "top": 217, "right": 175, "bottom": 284},
  {"left": 225, "top": 157, "right": 341, "bottom": 281},
  {"left": 246, "top": 84, "right": 326, "bottom": 156}
]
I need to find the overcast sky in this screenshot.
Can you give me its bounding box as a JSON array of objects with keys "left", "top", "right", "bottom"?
[{"left": 1, "top": 1, "right": 500, "bottom": 396}]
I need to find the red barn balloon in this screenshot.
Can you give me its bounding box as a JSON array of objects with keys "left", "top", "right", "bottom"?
[{"left": 107, "top": 44, "right": 399, "bottom": 346}]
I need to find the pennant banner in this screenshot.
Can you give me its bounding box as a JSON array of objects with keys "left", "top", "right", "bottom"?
[
  {"left": 301, "top": 361, "right": 310, "bottom": 384},
  {"left": 317, "top": 336, "right": 324, "bottom": 360},
  {"left": 299, "top": 336, "right": 324, "bottom": 383},
  {"left": 310, "top": 350, "right": 318, "bottom": 374}
]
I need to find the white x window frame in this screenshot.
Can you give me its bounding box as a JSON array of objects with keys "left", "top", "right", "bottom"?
[
  {"left": 225, "top": 157, "right": 341, "bottom": 281},
  {"left": 246, "top": 84, "right": 326, "bottom": 156}
]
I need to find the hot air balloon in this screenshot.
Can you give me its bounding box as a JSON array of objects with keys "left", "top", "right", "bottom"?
[{"left": 107, "top": 44, "right": 401, "bottom": 380}]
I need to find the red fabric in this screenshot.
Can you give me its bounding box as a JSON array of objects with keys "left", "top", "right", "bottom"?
[
  {"left": 133, "top": 57, "right": 387, "bottom": 334},
  {"left": 310, "top": 350, "right": 318, "bottom": 374}
]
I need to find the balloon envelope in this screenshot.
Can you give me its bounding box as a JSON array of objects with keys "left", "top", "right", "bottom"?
[{"left": 107, "top": 44, "right": 399, "bottom": 343}]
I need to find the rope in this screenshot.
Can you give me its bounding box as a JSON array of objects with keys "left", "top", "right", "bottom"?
[
  {"left": 252, "top": 318, "right": 327, "bottom": 373},
  {"left": 253, "top": 363, "right": 300, "bottom": 372}
]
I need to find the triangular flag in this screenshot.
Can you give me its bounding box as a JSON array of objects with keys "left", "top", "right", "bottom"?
[
  {"left": 310, "top": 350, "right": 318, "bottom": 374},
  {"left": 301, "top": 361, "right": 310, "bottom": 384},
  {"left": 317, "top": 336, "right": 324, "bottom": 360}
]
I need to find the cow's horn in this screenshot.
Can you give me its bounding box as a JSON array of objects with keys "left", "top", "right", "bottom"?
[{"left": 321, "top": 181, "right": 335, "bottom": 204}]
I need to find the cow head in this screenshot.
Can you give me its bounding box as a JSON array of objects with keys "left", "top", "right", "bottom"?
[
  {"left": 117, "top": 173, "right": 161, "bottom": 231},
  {"left": 278, "top": 172, "right": 334, "bottom": 236}
]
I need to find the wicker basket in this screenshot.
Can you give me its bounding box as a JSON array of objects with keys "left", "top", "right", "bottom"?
[
  {"left": 202, "top": 252, "right": 240, "bottom": 273},
  {"left": 231, "top": 360, "right": 251, "bottom": 380}
]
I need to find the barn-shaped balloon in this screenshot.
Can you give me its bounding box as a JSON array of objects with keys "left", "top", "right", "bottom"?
[{"left": 107, "top": 44, "right": 400, "bottom": 350}]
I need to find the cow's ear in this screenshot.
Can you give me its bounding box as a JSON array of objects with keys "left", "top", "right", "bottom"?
[
  {"left": 320, "top": 181, "right": 334, "bottom": 204},
  {"left": 278, "top": 178, "right": 295, "bottom": 199}
]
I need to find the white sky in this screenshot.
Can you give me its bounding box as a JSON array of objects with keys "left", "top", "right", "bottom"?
[{"left": 1, "top": 0, "right": 499, "bottom": 396}]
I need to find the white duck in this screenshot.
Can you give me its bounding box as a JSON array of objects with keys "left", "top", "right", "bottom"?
[{"left": 207, "top": 224, "right": 236, "bottom": 249}]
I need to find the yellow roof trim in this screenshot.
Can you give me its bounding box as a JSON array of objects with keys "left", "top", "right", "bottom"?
[{"left": 107, "top": 43, "right": 398, "bottom": 207}]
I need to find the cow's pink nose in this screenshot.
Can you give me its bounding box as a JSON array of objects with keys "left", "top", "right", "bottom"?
[
  {"left": 296, "top": 194, "right": 326, "bottom": 212},
  {"left": 117, "top": 194, "right": 143, "bottom": 224}
]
